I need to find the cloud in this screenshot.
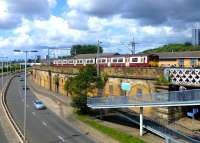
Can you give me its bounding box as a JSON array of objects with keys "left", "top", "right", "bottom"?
[
  {"left": 67, "top": 0, "right": 200, "bottom": 27},
  {"left": 0, "top": 0, "right": 54, "bottom": 29},
  {"left": 7, "top": 0, "right": 50, "bottom": 19}
]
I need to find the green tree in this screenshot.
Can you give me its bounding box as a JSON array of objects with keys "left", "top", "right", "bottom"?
[
  {"left": 70, "top": 45, "right": 103, "bottom": 56},
  {"left": 64, "top": 65, "right": 106, "bottom": 113}
]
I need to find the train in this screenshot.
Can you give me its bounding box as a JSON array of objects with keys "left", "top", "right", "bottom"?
[{"left": 53, "top": 53, "right": 159, "bottom": 67}]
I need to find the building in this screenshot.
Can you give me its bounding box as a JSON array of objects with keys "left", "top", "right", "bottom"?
[
  {"left": 192, "top": 28, "right": 200, "bottom": 46},
  {"left": 157, "top": 51, "right": 200, "bottom": 68}
]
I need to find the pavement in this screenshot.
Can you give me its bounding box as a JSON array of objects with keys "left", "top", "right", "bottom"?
[{"left": 6, "top": 74, "right": 95, "bottom": 143}]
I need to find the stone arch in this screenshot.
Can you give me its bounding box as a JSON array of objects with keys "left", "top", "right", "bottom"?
[
  {"left": 129, "top": 83, "right": 150, "bottom": 97},
  {"left": 129, "top": 82, "right": 154, "bottom": 117}
]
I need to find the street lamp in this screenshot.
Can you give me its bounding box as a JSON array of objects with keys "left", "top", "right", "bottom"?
[
  {"left": 13, "top": 49, "right": 38, "bottom": 142},
  {"left": 0, "top": 57, "right": 8, "bottom": 89},
  {"left": 96, "top": 40, "right": 102, "bottom": 77}
]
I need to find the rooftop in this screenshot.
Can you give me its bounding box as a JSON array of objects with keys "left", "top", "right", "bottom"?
[{"left": 156, "top": 51, "right": 200, "bottom": 59}]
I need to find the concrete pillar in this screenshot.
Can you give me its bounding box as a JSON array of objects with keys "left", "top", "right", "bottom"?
[{"left": 140, "top": 106, "right": 143, "bottom": 136}]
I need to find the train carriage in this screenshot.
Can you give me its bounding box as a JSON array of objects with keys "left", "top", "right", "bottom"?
[{"left": 52, "top": 53, "right": 159, "bottom": 68}]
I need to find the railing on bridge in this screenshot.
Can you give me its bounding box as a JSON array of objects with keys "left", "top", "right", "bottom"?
[
  {"left": 165, "top": 68, "right": 200, "bottom": 87},
  {"left": 87, "top": 89, "right": 200, "bottom": 108}
]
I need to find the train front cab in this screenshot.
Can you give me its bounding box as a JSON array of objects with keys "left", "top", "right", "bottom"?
[{"left": 148, "top": 54, "right": 159, "bottom": 67}]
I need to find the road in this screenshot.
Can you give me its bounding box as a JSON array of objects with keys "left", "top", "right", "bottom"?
[
  {"left": 6, "top": 75, "right": 95, "bottom": 143},
  {"left": 0, "top": 74, "right": 11, "bottom": 143}
]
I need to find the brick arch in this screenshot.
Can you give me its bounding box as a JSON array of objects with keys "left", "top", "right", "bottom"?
[
  {"left": 129, "top": 83, "right": 154, "bottom": 117},
  {"left": 129, "top": 83, "right": 150, "bottom": 96}
]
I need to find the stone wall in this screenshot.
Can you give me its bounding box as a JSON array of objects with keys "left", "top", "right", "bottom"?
[{"left": 32, "top": 66, "right": 160, "bottom": 97}]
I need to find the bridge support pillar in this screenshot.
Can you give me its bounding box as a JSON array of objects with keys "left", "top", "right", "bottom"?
[{"left": 140, "top": 107, "right": 143, "bottom": 136}]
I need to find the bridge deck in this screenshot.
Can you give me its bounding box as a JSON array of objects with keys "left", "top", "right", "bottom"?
[{"left": 87, "top": 89, "right": 200, "bottom": 109}]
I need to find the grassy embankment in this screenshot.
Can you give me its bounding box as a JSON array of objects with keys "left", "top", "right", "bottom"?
[
  {"left": 77, "top": 114, "right": 145, "bottom": 143},
  {"left": 143, "top": 43, "right": 200, "bottom": 53}
]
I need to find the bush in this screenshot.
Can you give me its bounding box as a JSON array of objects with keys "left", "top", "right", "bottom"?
[
  {"left": 71, "top": 94, "right": 90, "bottom": 114},
  {"left": 156, "top": 74, "right": 171, "bottom": 85}
]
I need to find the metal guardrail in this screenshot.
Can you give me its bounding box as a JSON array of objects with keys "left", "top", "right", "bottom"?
[
  {"left": 87, "top": 89, "right": 200, "bottom": 108},
  {"left": 1, "top": 74, "right": 24, "bottom": 143},
  {"left": 117, "top": 109, "right": 196, "bottom": 143}
]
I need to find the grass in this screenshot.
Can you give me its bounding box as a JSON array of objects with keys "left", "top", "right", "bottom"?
[{"left": 77, "top": 114, "right": 145, "bottom": 143}]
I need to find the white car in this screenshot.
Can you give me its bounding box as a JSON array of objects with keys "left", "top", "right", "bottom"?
[{"left": 33, "top": 100, "right": 46, "bottom": 110}]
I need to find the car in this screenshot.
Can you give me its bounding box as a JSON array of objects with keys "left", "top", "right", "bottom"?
[
  {"left": 22, "top": 87, "right": 29, "bottom": 90},
  {"left": 33, "top": 100, "right": 46, "bottom": 110}
]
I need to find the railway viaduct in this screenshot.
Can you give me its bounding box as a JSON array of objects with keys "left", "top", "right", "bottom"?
[{"left": 31, "top": 66, "right": 200, "bottom": 122}]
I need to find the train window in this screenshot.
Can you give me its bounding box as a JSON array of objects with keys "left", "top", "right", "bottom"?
[
  {"left": 141, "top": 57, "right": 145, "bottom": 63},
  {"left": 132, "top": 58, "right": 138, "bottom": 62},
  {"left": 118, "top": 58, "right": 123, "bottom": 63},
  {"left": 90, "top": 60, "right": 93, "bottom": 63},
  {"left": 79, "top": 60, "right": 82, "bottom": 64},
  {"left": 112, "top": 59, "right": 117, "bottom": 63},
  {"left": 69, "top": 60, "right": 73, "bottom": 64},
  {"left": 102, "top": 59, "right": 106, "bottom": 63}
]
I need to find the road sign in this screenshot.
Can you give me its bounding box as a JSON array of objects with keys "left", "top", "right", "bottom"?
[{"left": 121, "top": 82, "right": 131, "bottom": 91}]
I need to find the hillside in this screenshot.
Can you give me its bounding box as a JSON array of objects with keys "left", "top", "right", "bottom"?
[{"left": 142, "top": 43, "right": 200, "bottom": 53}]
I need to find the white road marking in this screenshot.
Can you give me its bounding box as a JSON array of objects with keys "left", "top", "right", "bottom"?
[
  {"left": 42, "top": 121, "right": 47, "bottom": 126},
  {"left": 58, "top": 136, "right": 65, "bottom": 142},
  {"left": 32, "top": 112, "right": 36, "bottom": 116}
]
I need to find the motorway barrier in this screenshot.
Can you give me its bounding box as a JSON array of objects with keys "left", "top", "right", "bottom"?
[{"left": 1, "top": 74, "right": 24, "bottom": 143}]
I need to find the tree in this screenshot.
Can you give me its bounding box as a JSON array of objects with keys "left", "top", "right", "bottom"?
[
  {"left": 64, "top": 65, "right": 106, "bottom": 113},
  {"left": 70, "top": 45, "right": 103, "bottom": 56},
  {"left": 184, "top": 42, "right": 192, "bottom": 46},
  {"left": 54, "top": 75, "right": 59, "bottom": 92}
]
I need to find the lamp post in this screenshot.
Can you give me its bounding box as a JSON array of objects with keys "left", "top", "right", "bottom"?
[
  {"left": 0, "top": 57, "right": 8, "bottom": 89},
  {"left": 13, "top": 50, "right": 38, "bottom": 142},
  {"left": 97, "top": 40, "right": 102, "bottom": 77}
]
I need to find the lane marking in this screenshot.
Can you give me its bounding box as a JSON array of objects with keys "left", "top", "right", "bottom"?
[
  {"left": 58, "top": 136, "right": 65, "bottom": 142},
  {"left": 32, "top": 112, "right": 36, "bottom": 116},
  {"left": 42, "top": 121, "right": 47, "bottom": 126}
]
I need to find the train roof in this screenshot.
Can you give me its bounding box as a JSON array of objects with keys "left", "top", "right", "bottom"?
[
  {"left": 72, "top": 53, "right": 157, "bottom": 59},
  {"left": 73, "top": 53, "right": 115, "bottom": 59}
]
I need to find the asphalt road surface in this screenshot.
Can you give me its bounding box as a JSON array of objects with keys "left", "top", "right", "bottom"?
[
  {"left": 0, "top": 74, "right": 10, "bottom": 143},
  {"left": 6, "top": 75, "right": 95, "bottom": 143}
]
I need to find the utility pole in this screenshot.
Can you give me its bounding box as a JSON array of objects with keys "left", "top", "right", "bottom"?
[{"left": 130, "top": 36, "right": 136, "bottom": 55}]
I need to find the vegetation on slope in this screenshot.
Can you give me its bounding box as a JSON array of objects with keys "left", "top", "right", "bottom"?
[
  {"left": 143, "top": 43, "right": 200, "bottom": 53},
  {"left": 77, "top": 114, "right": 145, "bottom": 143}
]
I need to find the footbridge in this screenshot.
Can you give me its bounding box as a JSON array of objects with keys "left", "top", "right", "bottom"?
[
  {"left": 87, "top": 89, "right": 200, "bottom": 109},
  {"left": 87, "top": 89, "right": 200, "bottom": 143}
]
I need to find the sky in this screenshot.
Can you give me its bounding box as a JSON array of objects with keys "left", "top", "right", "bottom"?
[{"left": 0, "top": 0, "right": 200, "bottom": 59}]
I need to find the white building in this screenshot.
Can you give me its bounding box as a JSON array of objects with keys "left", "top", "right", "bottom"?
[{"left": 192, "top": 28, "right": 200, "bottom": 46}]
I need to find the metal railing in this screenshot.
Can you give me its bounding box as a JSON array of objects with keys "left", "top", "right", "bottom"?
[{"left": 87, "top": 89, "right": 200, "bottom": 108}]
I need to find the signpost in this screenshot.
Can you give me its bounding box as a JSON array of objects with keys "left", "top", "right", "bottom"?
[{"left": 121, "top": 82, "right": 131, "bottom": 96}]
